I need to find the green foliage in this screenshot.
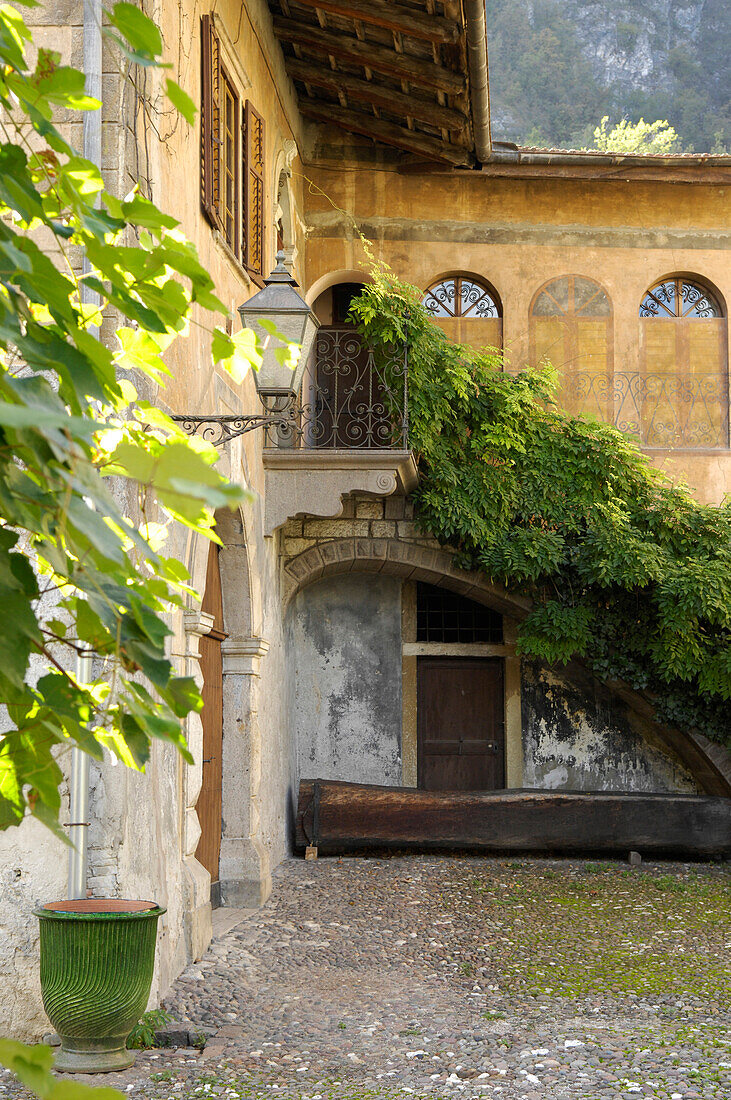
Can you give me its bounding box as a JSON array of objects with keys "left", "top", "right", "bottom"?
[
  {"left": 351, "top": 267, "right": 731, "bottom": 745},
  {"left": 0, "top": 0, "right": 254, "bottom": 835},
  {"left": 126, "top": 1008, "right": 174, "bottom": 1050},
  {"left": 485, "top": 0, "right": 730, "bottom": 153},
  {"left": 590, "top": 115, "right": 681, "bottom": 154},
  {"left": 0, "top": 1040, "right": 120, "bottom": 1100}
]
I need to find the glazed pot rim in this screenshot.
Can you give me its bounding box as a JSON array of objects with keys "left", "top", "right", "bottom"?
[{"left": 35, "top": 899, "right": 165, "bottom": 918}]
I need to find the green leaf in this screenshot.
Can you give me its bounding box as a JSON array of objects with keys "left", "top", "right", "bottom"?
[
  {"left": 108, "top": 1, "right": 162, "bottom": 59},
  {"left": 0, "top": 1039, "right": 122, "bottom": 1100},
  {"left": 165, "top": 78, "right": 196, "bottom": 124}
]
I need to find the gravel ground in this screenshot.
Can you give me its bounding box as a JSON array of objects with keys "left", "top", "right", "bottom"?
[{"left": 4, "top": 855, "right": 730, "bottom": 1100}]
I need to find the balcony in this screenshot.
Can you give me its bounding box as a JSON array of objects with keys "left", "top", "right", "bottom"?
[
  {"left": 561, "top": 372, "right": 730, "bottom": 450},
  {"left": 263, "top": 326, "right": 417, "bottom": 534}
]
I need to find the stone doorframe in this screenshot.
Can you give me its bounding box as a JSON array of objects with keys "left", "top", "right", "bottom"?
[
  {"left": 400, "top": 582, "right": 523, "bottom": 789},
  {"left": 181, "top": 607, "right": 215, "bottom": 960},
  {"left": 215, "top": 507, "right": 273, "bottom": 908}
]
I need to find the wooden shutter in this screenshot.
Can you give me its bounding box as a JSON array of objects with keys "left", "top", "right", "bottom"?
[
  {"left": 640, "top": 316, "right": 729, "bottom": 447},
  {"left": 201, "top": 15, "right": 222, "bottom": 228},
  {"left": 433, "top": 317, "right": 502, "bottom": 352},
  {"left": 243, "top": 101, "right": 265, "bottom": 276}
]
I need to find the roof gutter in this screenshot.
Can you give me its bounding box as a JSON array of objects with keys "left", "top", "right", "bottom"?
[
  {"left": 463, "top": 0, "right": 491, "bottom": 163},
  {"left": 486, "top": 142, "right": 731, "bottom": 169}
]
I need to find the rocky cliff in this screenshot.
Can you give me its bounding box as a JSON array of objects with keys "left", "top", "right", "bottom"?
[{"left": 485, "top": 0, "right": 730, "bottom": 152}]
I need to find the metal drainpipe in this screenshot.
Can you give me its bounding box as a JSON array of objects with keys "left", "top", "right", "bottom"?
[
  {"left": 67, "top": 0, "right": 103, "bottom": 901},
  {"left": 463, "top": 0, "right": 492, "bottom": 164},
  {"left": 67, "top": 651, "right": 93, "bottom": 899}
]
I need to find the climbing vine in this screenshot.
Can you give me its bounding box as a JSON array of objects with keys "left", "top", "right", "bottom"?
[{"left": 351, "top": 265, "right": 731, "bottom": 746}]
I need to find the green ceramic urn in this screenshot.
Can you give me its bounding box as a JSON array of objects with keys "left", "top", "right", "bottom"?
[{"left": 36, "top": 899, "right": 166, "bottom": 1073}]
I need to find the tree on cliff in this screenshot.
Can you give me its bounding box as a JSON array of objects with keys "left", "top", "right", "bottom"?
[{"left": 590, "top": 116, "right": 682, "bottom": 154}]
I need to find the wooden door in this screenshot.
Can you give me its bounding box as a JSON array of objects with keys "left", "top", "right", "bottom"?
[
  {"left": 195, "top": 542, "right": 225, "bottom": 896},
  {"left": 417, "top": 658, "right": 505, "bottom": 791}
]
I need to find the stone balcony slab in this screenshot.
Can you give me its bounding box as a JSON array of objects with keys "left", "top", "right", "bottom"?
[{"left": 262, "top": 448, "right": 418, "bottom": 534}]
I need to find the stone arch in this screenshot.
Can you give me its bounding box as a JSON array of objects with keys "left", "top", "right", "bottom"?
[
  {"left": 305, "top": 268, "right": 374, "bottom": 307},
  {"left": 282, "top": 536, "right": 529, "bottom": 618},
  {"left": 283, "top": 537, "right": 731, "bottom": 797}
]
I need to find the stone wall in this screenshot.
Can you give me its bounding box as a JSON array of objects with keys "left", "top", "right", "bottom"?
[{"left": 280, "top": 494, "right": 430, "bottom": 559}]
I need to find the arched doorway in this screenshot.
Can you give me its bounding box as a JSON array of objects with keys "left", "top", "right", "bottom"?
[
  {"left": 529, "top": 274, "right": 613, "bottom": 422},
  {"left": 301, "top": 281, "right": 407, "bottom": 449}
]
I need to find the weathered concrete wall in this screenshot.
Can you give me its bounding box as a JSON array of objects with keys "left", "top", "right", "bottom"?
[
  {"left": 288, "top": 574, "right": 403, "bottom": 787},
  {"left": 521, "top": 662, "right": 701, "bottom": 793}
]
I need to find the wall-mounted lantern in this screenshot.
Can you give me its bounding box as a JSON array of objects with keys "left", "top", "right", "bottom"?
[{"left": 172, "top": 252, "right": 319, "bottom": 445}]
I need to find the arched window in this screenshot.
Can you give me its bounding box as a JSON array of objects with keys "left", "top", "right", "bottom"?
[
  {"left": 529, "top": 275, "right": 613, "bottom": 421},
  {"left": 638, "top": 276, "right": 728, "bottom": 448},
  {"left": 423, "top": 275, "right": 502, "bottom": 350}
]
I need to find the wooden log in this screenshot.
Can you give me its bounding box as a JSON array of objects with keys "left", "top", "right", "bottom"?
[
  {"left": 298, "top": 101, "right": 472, "bottom": 166},
  {"left": 283, "top": 0, "right": 461, "bottom": 44},
  {"left": 284, "top": 58, "right": 469, "bottom": 132},
  {"left": 296, "top": 779, "right": 731, "bottom": 858},
  {"left": 272, "top": 17, "right": 466, "bottom": 95}
]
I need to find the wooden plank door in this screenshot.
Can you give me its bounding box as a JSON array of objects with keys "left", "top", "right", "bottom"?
[
  {"left": 417, "top": 658, "right": 505, "bottom": 791},
  {"left": 195, "top": 542, "right": 225, "bottom": 898}
]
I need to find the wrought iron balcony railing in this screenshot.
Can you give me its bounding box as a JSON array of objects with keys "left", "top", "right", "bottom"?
[
  {"left": 265, "top": 325, "right": 408, "bottom": 450},
  {"left": 560, "top": 371, "right": 730, "bottom": 449}
]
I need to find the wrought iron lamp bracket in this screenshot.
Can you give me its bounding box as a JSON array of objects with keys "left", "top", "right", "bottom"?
[{"left": 171, "top": 394, "right": 297, "bottom": 447}]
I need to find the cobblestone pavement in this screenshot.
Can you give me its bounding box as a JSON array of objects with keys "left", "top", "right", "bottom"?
[{"left": 6, "top": 856, "right": 731, "bottom": 1100}]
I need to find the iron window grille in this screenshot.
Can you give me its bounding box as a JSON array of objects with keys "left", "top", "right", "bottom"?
[{"left": 416, "top": 583, "right": 503, "bottom": 644}]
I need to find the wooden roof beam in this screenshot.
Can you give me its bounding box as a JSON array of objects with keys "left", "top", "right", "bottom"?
[
  {"left": 298, "top": 100, "right": 473, "bottom": 165},
  {"left": 282, "top": 0, "right": 461, "bottom": 44},
  {"left": 272, "top": 17, "right": 466, "bottom": 94},
  {"left": 285, "top": 58, "right": 469, "bottom": 132}
]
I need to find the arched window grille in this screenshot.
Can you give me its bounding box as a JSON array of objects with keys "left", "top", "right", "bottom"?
[
  {"left": 529, "top": 275, "right": 613, "bottom": 422},
  {"left": 423, "top": 275, "right": 502, "bottom": 350},
  {"left": 637, "top": 276, "right": 728, "bottom": 448},
  {"left": 640, "top": 277, "right": 722, "bottom": 319}
]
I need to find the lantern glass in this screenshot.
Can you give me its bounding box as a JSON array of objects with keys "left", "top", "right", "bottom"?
[{"left": 238, "top": 254, "right": 320, "bottom": 398}]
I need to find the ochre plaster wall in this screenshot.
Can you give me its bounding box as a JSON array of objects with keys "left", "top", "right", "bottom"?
[{"left": 303, "top": 144, "right": 730, "bottom": 503}]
